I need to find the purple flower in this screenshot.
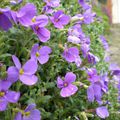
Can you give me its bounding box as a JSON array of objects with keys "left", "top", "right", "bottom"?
[
  {"left": 62, "top": 46, "right": 79, "bottom": 63},
  {"left": 43, "top": 0, "right": 60, "bottom": 8},
  {"left": 96, "top": 106, "right": 109, "bottom": 119},
  {"left": 10, "top": 0, "right": 23, "bottom": 5},
  {"left": 99, "top": 35, "right": 109, "bottom": 50},
  {"left": 57, "top": 72, "right": 78, "bottom": 97},
  {"left": 0, "top": 8, "right": 12, "bottom": 31},
  {"left": 10, "top": 55, "right": 38, "bottom": 86},
  {"left": 81, "top": 43, "right": 90, "bottom": 58},
  {"left": 14, "top": 103, "right": 41, "bottom": 120},
  {"left": 73, "top": 9, "right": 96, "bottom": 25},
  {"left": 0, "top": 80, "right": 20, "bottom": 111},
  {"left": 75, "top": 56, "right": 82, "bottom": 67},
  {"left": 87, "top": 82, "right": 102, "bottom": 103},
  {"left": 42, "top": 5, "right": 53, "bottom": 14},
  {"left": 31, "top": 15, "right": 50, "bottom": 42},
  {"left": 30, "top": 44, "right": 52, "bottom": 64},
  {"left": 11, "top": 3, "right": 37, "bottom": 27},
  {"left": 50, "top": 10, "right": 70, "bottom": 29},
  {"left": 87, "top": 52, "right": 99, "bottom": 64},
  {"left": 78, "top": 0, "right": 91, "bottom": 10},
  {"left": 68, "top": 24, "right": 85, "bottom": 44},
  {"left": 87, "top": 68, "right": 100, "bottom": 83}
]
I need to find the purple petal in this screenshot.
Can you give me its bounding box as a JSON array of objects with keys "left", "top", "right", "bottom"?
[
  {"left": 14, "top": 112, "right": 22, "bottom": 120},
  {"left": 59, "top": 15, "right": 70, "bottom": 25},
  {"left": 37, "top": 27, "right": 50, "bottom": 42},
  {"left": 17, "top": 3, "right": 37, "bottom": 27},
  {"left": 0, "top": 80, "right": 11, "bottom": 91},
  {"left": 96, "top": 106, "right": 109, "bottom": 119},
  {"left": 87, "top": 85, "right": 94, "bottom": 102},
  {"left": 23, "top": 109, "right": 41, "bottom": 120},
  {"left": 57, "top": 77, "right": 64, "bottom": 89},
  {"left": 65, "top": 72, "right": 76, "bottom": 83},
  {"left": 7, "top": 66, "right": 19, "bottom": 83},
  {"left": 37, "top": 55, "right": 50, "bottom": 64},
  {"left": 39, "top": 46, "right": 52, "bottom": 55},
  {"left": 60, "top": 84, "right": 78, "bottom": 97},
  {"left": 54, "top": 10, "right": 63, "bottom": 19},
  {"left": 68, "top": 36, "right": 81, "bottom": 44},
  {"left": 35, "top": 15, "right": 48, "bottom": 27},
  {"left": 0, "top": 14, "right": 12, "bottom": 31},
  {"left": 12, "top": 55, "right": 21, "bottom": 70},
  {"left": 30, "top": 44, "right": 39, "bottom": 59},
  {"left": 23, "top": 59, "right": 38, "bottom": 75},
  {"left": 25, "top": 103, "right": 36, "bottom": 112},
  {"left": 5, "top": 90, "right": 20, "bottom": 103},
  {"left": 19, "top": 74, "right": 38, "bottom": 86},
  {"left": 0, "top": 98, "right": 8, "bottom": 111},
  {"left": 93, "top": 84, "right": 102, "bottom": 101}
]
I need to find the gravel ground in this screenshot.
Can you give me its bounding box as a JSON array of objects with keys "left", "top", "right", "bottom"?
[{"left": 106, "top": 24, "right": 120, "bottom": 66}]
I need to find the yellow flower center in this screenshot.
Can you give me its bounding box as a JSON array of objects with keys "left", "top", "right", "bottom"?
[
  {"left": 25, "top": 112, "right": 31, "bottom": 116},
  {"left": 80, "top": 16, "right": 84, "bottom": 21},
  {"left": 36, "top": 52, "right": 40, "bottom": 57},
  {"left": 64, "top": 82, "right": 68, "bottom": 87},
  {"left": 19, "top": 68, "right": 24, "bottom": 75},
  {"left": 0, "top": 92, "right": 5, "bottom": 97},
  {"left": 32, "top": 16, "right": 36, "bottom": 23}
]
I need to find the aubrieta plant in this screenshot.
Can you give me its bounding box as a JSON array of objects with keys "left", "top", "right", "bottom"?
[{"left": 0, "top": 0, "right": 118, "bottom": 120}]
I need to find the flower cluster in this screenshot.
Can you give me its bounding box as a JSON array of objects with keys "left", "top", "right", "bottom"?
[{"left": 0, "top": 0, "right": 112, "bottom": 119}]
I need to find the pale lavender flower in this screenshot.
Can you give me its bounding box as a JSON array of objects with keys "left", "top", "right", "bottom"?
[
  {"left": 57, "top": 72, "right": 78, "bottom": 97},
  {"left": 14, "top": 103, "right": 41, "bottom": 120},
  {"left": 30, "top": 44, "right": 52, "bottom": 64},
  {"left": 96, "top": 106, "right": 109, "bottom": 119},
  {"left": 50, "top": 10, "right": 70, "bottom": 29},
  {"left": 10, "top": 55, "right": 38, "bottom": 86},
  {"left": 10, "top": 0, "right": 23, "bottom": 5},
  {"left": 43, "top": 0, "right": 60, "bottom": 8}
]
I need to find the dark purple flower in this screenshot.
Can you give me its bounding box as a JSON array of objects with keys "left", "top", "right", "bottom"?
[
  {"left": 0, "top": 80, "right": 20, "bottom": 111},
  {"left": 31, "top": 15, "right": 50, "bottom": 42},
  {"left": 14, "top": 103, "right": 41, "bottom": 120},
  {"left": 62, "top": 46, "right": 79, "bottom": 63},
  {"left": 57, "top": 72, "right": 78, "bottom": 97},
  {"left": 96, "top": 106, "right": 109, "bottom": 119},
  {"left": 50, "top": 10, "right": 70, "bottom": 29},
  {"left": 11, "top": 3, "right": 37, "bottom": 27},
  {"left": 99, "top": 35, "right": 109, "bottom": 50},
  {"left": 43, "top": 0, "right": 60, "bottom": 8},
  {"left": 0, "top": 8, "right": 12, "bottom": 31},
  {"left": 78, "top": 0, "right": 91, "bottom": 10},
  {"left": 87, "top": 52, "right": 99, "bottom": 64},
  {"left": 10, "top": 0, "right": 23, "bottom": 5},
  {"left": 10, "top": 55, "right": 38, "bottom": 86},
  {"left": 30, "top": 44, "right": 52, "bottom": 64}
]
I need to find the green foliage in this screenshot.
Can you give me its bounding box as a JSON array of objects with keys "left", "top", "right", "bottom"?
[{"left": 0, "top": 0, "right": 118, "bottom": 120}]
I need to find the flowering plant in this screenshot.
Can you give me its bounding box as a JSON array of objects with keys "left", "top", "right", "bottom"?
[{"left": 0, "top": 0, "right": 118, "bottom": 120}]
